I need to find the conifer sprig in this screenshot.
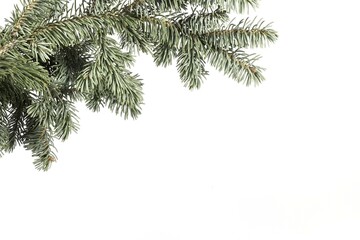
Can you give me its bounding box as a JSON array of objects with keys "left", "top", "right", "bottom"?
[{"left": 0, "top": 0, "right": 277, "bottom": 170}]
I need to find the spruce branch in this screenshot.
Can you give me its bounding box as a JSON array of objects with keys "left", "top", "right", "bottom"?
[
  {"left": 7, "top": 0, "right": 66, "bottom": 38},
  {"left": 23, "top": 117, "right": 57, "bottom": 171},
  {"left": 206, "top": 46, "right": 264, "bottom": 86},
  {"left": 76, "top": 36, "right": 143, "bottom": 119},
  {"left": 0, "top": 0, "right": 277, "bottom": 170},
  {"left": 201, "top": 18, "right": 278, "bottom": 48},
  {"left": 177, "top": 38, "right": 208, "bottom": 89}
]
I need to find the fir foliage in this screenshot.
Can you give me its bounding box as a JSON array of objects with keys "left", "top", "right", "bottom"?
[{"left": 0, "top": 0, "right": 277, "bottom": 170}]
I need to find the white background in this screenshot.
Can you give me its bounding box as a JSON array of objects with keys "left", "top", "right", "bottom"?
[{"left": 1, "top": 1, "right": 360, "bottom": 239}]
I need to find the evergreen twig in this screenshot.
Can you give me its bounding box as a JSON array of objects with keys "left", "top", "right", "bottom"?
[{"left": 0, "top": 0, "right": 277, "bottom": 170}]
